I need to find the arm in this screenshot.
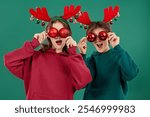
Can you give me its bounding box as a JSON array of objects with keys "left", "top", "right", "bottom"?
[
  {"left": 108, "top": 32, "right": 139, "bottom": 81},
  {"left": 114, "top": 45, "right": 139, "bottom": 81},
  {"left": 78, "top": 36, "right": 96, "bottom": 79},
  {"left": 4, "top": 31, "right": 47, "bottom": 79},
  {"left": 68, "top": 46, "right": 92, "bottom": 90},
  {"left": 81, "top": 54, "right": 96, "bottom": 79},
  {"left": 4, "top": 38, "right": 40, "bottom": 79}
]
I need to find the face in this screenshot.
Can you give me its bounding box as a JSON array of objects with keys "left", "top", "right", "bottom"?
[
  {"left": 92, "top": 28, "right": 110, "bottom": 53},
  {"left": 48, "top": 21, "right": 68, "bottom": 52}
]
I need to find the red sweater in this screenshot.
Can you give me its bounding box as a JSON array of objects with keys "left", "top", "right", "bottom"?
[{"left": 4, "top": 38, "right": 92, "bottom": 100}]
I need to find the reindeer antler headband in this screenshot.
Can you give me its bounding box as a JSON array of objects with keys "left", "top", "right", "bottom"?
[
  {"left": 29, "top": 5, "right": 81, "bottom": 26},
  {"left": 76, "top": 5, "right": 120, "bottom": 29},
  {"left": 29, "top": 5, "right": 120, "bottom": 29}
]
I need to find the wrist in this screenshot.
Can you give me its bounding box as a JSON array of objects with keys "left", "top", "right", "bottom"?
[
  {"left": 112, "top": 43, "right": 119, "bottom": 48},
  {"left": 30, "top": 38, "right": 40, "bottom": 49}
]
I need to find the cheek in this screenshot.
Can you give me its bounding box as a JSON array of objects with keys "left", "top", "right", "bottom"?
[{"left": 50, "top": 38, "right": 56, "bottom": 45}]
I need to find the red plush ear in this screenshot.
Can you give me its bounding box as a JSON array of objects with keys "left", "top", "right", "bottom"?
[
  {"left": 77, "top": 12, "right": 91, "bottom": 25},
  {"left": 103, "top": 6, "right": 120, "bottom": 23},
  {"left": 29, "top": 7, "right": 51, "bottom": 22},
  {"left": 62, "top": 5, "right": 81, "bottom": 20}
]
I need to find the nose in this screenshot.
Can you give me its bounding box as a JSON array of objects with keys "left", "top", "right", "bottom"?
[
  {"left": 55, "top": 35, "right": 60, "bottom": 39},
  {"left": 95, "top": 37, "right": 102, "bottom": 43}
]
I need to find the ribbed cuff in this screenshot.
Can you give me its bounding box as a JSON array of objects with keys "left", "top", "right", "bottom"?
[
  {"left": 30, "top": 38, "right": 40, "bottom": 49},
  {"left": 68, "top": 46, "right": 77, "bottom": 55}
]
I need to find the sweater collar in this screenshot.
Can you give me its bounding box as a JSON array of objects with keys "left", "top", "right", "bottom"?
[
  {"left": 93, "top": 49, "right": 113, "bottom": 56},
  {"left": 46, "top": 48, "right": 69, "bottom": 56}
]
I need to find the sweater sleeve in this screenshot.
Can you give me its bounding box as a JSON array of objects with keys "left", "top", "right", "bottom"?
[
  {"left": 114, "top": 45, "right": 139, "bottom": 81},
  {"left": 67, "top": 46, "right": 92, "bottom": 90},
  {"left": 4, "top": 38, "right": 40, "bottom": 79},
  {"left": 81, "top": 54, "right": 96, "bottom": 79}
]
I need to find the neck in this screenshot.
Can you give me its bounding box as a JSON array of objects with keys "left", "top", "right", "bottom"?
[
  {"left": 100, "top": 46, "right": 110, "bottom": 53},
  {"left": 55, "top": 49, "right": 62, "bottom": 53},
  {"left": 52, "top": 45, "right": 63, "bottom": 53},
  {"left": 104, "top": 47, "right": 110, "bottom": 52}
]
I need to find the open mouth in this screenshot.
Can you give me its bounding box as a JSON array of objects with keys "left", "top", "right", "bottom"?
[
  {"left": 56, "top": 40, "right": 62, "bottom": 45},
  {"left": 96, "top": 43, "right": 103, "bottom": 48}
]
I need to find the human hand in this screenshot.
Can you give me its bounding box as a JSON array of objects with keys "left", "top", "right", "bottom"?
[
  {"left": 77, "top": 37, "right": 87, "bottom": 54},
  {"left": 65, "top": 36, "right": 77, "bottom": 48},
  {"left": 108, "top": 32, "right": 120, "bottom": 48},
  {"left": 34, "top": 31, "right": 48, "bottom": 44}
]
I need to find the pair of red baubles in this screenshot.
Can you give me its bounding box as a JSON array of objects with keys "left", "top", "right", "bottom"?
[
  {"left": 48, "top": 27, "right": 69, "bottom": 38},
  {"left": 48, "top": 27, "right": 108, "bottom": 42}
]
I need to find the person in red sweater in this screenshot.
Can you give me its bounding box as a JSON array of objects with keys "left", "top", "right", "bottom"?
[{"left": 4, "top": 16, "right": 92, "bottom": 100}]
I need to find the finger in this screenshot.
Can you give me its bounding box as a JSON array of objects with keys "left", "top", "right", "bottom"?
[
  {"left": 108, "top": 33, "right": 115, "bottom": 37},
  {"left": 81, "top": 41, "right": 87, "bottom": 45},
  {"left": 66, "top": 40, "right": 72, "bottom": 48},
  {"left": 34, "top": 34, "right": 38, "bottom": 39},
  {"left": 79, "top": 40, "right": 87, "bottom": 47},
  {"left": 43, "top": 31, "right": 48, "bottom": 37},
  {"left": 108, "top": 36, "right": 114, "bottom": 41},
  {"left": 66, "top": 39, "right": 71, "bottom": 45},
  {"left": 110, "top": 37, "right": 118, "bottom": 42},
  {"left": 66, "top": 42, "right": 69, "bottom": 48},
  {"left": 108, "top": 32, "right": 116, "bottom": 38},
  {"left": 108, "top": 32, "right": 114, "bottom": 35},
  {"left": 42, "top": 33, "right": 45, "bottom": 40},
  {"left": 45, "top": 33, "right": 48, "bottom": 37},
  {"left": 66, "top": 38, "right": 71, "bottom": 44},
  {"left": 108, "top": 34, "right": 117, "bottom": 40},
  {"left": 65, "top": 36, "right": 72, "bottom": 41},
  {"left": 78, "top": 38, "right": 85, "bottom": 45},
  {"left": 42, "top": 34, "right": 44, "bottom": 40},
  {"left": 73, "top": 41, "right": 77, "bottom": 46}
]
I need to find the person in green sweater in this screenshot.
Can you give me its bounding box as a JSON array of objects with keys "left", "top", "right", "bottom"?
[{"left": 78, "top": 21, "right": 139, "bottom": 100}]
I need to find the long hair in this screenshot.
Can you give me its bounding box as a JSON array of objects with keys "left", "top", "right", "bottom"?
[{"left": 41, "top": 16, "right": 72, "bottom": 53}]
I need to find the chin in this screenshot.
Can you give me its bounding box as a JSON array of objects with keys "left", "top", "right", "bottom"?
[
  {"left": 56, "top": 45, "right": 65, "bottom": 50},
  {"left": 95, "top": 47, "right": 103, "bottom": 53},
  {"left": 97, "top": 50, "right": 104, "bottom": 53},
  {"left": 55, "top": 46, "right": 62, "bottom": 50}
]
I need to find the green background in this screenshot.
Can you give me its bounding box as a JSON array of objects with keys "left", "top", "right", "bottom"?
[{"left": 0, "top": 0, "right": 150, "bottom": 100}]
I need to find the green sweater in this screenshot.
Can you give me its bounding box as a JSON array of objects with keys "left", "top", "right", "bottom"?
[{"left": 82, "top": 45, "right": 139, "bottom": 100}]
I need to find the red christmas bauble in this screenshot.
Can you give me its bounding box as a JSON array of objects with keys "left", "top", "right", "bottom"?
[
  {"left": 59, "top": 28, "right": 69, "bottom": 38},
  {"left": 48, "top": 27, "right": 58, "bottom": 38},
  {"left": 41, "top": 22, "right": 45, "bottom": 26},
  {"left": 87, "top": 33, "right": 96, "bottom": 42},
  {"left": 69, "top": 18, "right": 73, "bottom": 23},
  {"left": 84, "top": 25, "right": 88, "bottom": 29},
  {"left": 98, "top": 31, "right": 108, "bottom": 40}
]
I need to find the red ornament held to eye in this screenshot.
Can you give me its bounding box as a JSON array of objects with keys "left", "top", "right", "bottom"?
[
  {"left": 98, "top": 31, "right": 108, "bottom": 40},
  {"left": 59, "top": 28, "right": 70, "bottom": 38},
  {"left": 48, "top": 27, "right": 70, "bottom": 38},
  {"left": 87, "top": 31, "right": 108, "bottom": 42},
  {"left": 48, "top": 27, "right": 58, "bottom": 38},
  {"left": 87, "top": 33, "right": 96, "bottom": 42}
]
